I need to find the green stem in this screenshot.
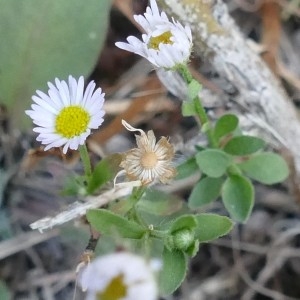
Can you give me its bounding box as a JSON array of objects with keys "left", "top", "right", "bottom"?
[
  {"left": 79, "top": 144, "right": 92, "bottom": 178},
  {"left": 178, "top": 65, "right": 217, "bottom": 147},
  {"left": 125, "top": 186, "right": 147, "bottom": 219},
  {"left": 150, "top": 229, "right": 168, "bottom": 239},
  {"left": 128, "top": 186, "right": 146, "bottom": 207}
]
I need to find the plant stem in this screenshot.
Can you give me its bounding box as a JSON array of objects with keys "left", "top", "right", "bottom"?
[
  {"left": 178, "top": 65, "right": 217, "bottom": 147},
  {"left": 79, "top": 144, "right": 92, "bottom": 178},
  {"left": 128, "top": 186, "right": 146, "bottom": 207},
  {"left": 150, "top": 229, "right": 168, "bottom": 239}
]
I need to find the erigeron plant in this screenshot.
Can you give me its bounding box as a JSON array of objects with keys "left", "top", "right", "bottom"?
[{"left": 27, "top": 1, "right": 289, "bottom": 299}]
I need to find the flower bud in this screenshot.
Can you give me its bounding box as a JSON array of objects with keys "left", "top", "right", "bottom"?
[{"left": 167, "top": 228, "right": 195, "bottom": 252}]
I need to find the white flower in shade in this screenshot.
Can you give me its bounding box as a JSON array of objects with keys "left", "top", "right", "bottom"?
[
  {"left": 79, "top": 252, "right": 160, "bottom": 300},
  {"left": 115, "top": 0, "right": 192, "bottom": 69},
  {"left": 25, "top": 76, "right": 105, "bottom": 154},
  {"left": 120, "top": 120, "right": 176, "bottom": 185}
]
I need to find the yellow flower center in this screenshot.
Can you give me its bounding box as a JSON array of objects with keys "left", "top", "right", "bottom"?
[
  {"left": 97, "top": 274, "right": 127, "bottom": 300},
  {"left": 148, "top": 31, "right": 173, "bottom": 50},
  {"left": 141, "top": 151, "right": 158, "bottom": 169},
  {"left": 55, "top": 105, "right": 90, "bottom": 138}
]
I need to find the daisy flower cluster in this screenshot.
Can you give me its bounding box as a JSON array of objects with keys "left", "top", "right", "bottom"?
[
  {"left": 79, "top": 252, "right": 159, "bottom": 300},
  {"left": 115, "top": 0, "right": 192, "bottom": 69},
  {"left": 25, "top": 76, "right": 105, "bottom": 154}
]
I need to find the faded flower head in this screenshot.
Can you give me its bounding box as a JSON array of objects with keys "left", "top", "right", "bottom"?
[
  {"left": 120, "top": 120, "right": 176, "bottom": 185},
  {"left": 115, "top": 0, "right": 192, "bottom": 69},
  {"left": 26, "top": 76, "right": 105, "bottom": 154},
  {"left": 79, "top": 252, "right": 160, "bottom": 300}
]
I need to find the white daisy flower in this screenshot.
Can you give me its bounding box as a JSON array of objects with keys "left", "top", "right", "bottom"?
[
  {"left": 79, "top": 252, "right": 160, "bottom": 300},
  {"left": 115, "top": 0, "right": 192, "bottom": 69},
  {"left": 120, "top": 120, "right": 176, "bottom": 185},
  {"left": 26, "top": 76, "right": 105, "bottom": 154}
]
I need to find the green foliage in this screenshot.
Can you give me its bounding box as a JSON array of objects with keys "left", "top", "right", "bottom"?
[
  {"left": 165, "top": 215, "right": 198, "bottom": 253},
  {"left": 168, "top": 228, "right": 195, "bottom": 252},
  {"left": 137, "top": 189, "right": 183, "bottom": 216},
  {"left": 214, "top": 114, "right": 239, "bottom": 141},
  {"left": 190, "top": 115, "right": 289, "bottom": 222},
  {"left": 86, "top": 209, "right": 146, "bottom": 239},
  {"left": 159, "top": 213, "right": 234, "bottom": 295},
  {"left": 0, "top": 210, "right": 14, "bottom": 240},
  {"left": 222, "top": 175, "right": 254, "bottom": 222},
  {"left": 87, "top": 154, "right": 122, "bottom": 194},
  {"left": 0, "top": 169, "right": 8, "bottom": 207},
  {"left": 239, "top": 152, "right": 289, "bottom": 184},
  {"left": 169, "top": 215, "right": 198, "bottom": 233},
  {"left": 223, "top": 136, "right": 265, "bottom": 155},
  {"left": 0, "top": 281, "right": 10, "bottom": 300},
  {"left": 61, "top": 174, "right": 90, "bottom": 196},
  {"left": 196, "top": 149, "right": 232, "bottom": 177},
  {"left": 159, "top": 247, "right": 187, "bottom": 296},
  {"left": 194, "top": 214, "right": 234, "bottom": 242},
  {"left": 188, "top": 177, "right": 223, "bottom": 208},
  {"left": 181, "top": 79, "right": 201, "bottom": 116},
  {"left": 0, "top": 0, "right": 112, "bottom": 124},
  {"left": 181, "top": 100, "right": 197, "bottom": 117},
  {"left": 188, "top": 80, "right": 201, "bottom": 101},
  {"left": 175, "top": 157, "right": 199, "bottom": 180}
]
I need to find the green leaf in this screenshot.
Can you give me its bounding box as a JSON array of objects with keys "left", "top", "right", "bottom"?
[
  {"left": 61, "top": 175, "right": 83, "bottom": 196},
  {"left": 214, "top": 114, "right": 239, "bottom": 140},
  {"left": 135, "top": 204, "right": 190, "bottom": 229},
  {"left": 170, "top": 215, "right": 198, "bottom": 233},
  {"left": 223, "top": 136, "right": 265, "bottom": 156},
  {"left": 137, "top": 189, "right": 183, "bottom": 216},
  {"left": 159, "top": 247, "right": 187, "bottom": 296},
  {"left": 0, "top": 210, "right": 13, "bottom": 239},
  {"left": 188, "top": 80, "right": 201, "bottom": 101},
  {"left": 196, "top": 149, "right": 232, "bottom": 178},
  {"left": 87, "top": 154, "right": 122, "bottom": 194},
  {"left": 222, "top": 175, "right": 254, "bottom": 223},
  {"left": 0, "top": 0, "right": 112, "bottom": 125},
  {"left": 194, "top": 213, "right": 234, "bottom": 242},
  {"left": 175, "top": 157, "right": 199, "bottom": 180},
  {"left": 86, "top": 209, "right": 146, "bottom": 239},
  {"left": 188, "top": 177, "right": 223, "bottom": 208},
  {"left": 239, "top": 152, "right": 289, "bottom": 184},
  {"left": 186, "top": 240, "right": 200, "bottom": 257},
  {"left": 0, "top": 281, "right": 10, "bottom": 300},
  {"left": 163, "top": 215, "right": 197, "bottom": 253},
  {"left": 181, "top": 101, "right": 196, "bottom": 117}
]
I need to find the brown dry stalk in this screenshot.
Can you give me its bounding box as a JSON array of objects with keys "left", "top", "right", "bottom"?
[{"left": 260, "top": 1, "right": 281, "bottom": 74}]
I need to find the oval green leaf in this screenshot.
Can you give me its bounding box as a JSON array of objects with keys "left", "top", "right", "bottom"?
[
  {"left": 214, "top": 114, "right": 239, "bottom": 141},
  {"left": 0, "top": 281, "right": 10, "bottom": 300},
  {"left": 223, "top": 136, "right": 265, "bottom": 156},
  {"left": 238, "top": 152, "right": 289, "bottom": 184},
  {"left": 137, "top": 189, "right": 183, "bottom": 216},
  {"left": 86, "top": 209, "right": 146, "bottom": 239},
  {"left": 159, "top": 247, "right": 187, "bottom": 296},
  {"left": 196, "top": 149, "right": 232, "bottom": 178},
  {"left": 222, "top": 175, "right": 254, "bottom": 223},
  {"left": 0, "top": 0, "right": 111, "bottom": 124},
  {"left": 170, "top": 215, "right": 198, "bottom": 233},
  {"left": 194, "top": 213, "right": 234, "bottom": 242},
  {"left": 175, "top": 157, "right": 199, "bottom": 180},
  {"left": 188, "top": 177, "right": 223, "bottom": 208}
]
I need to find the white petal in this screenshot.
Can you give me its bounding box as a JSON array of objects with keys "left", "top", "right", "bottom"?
[{"left": 26, "top": 76, "right": 106, "bottom": 152}]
